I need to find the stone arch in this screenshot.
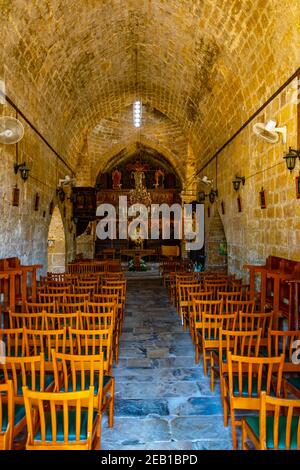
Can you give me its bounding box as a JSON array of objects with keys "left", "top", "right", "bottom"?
[
  {"left": 92, "top": 136, "right": 186, "bottom": 186},
  {"left": 47, "top": 206, "right": 66, "bottom": 273},
  {"left": 206, "top": 208, "right": 228, "bottom": 272}
]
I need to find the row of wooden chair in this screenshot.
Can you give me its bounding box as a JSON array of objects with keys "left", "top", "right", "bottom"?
[{"left": 0, "top": 350, "right": 114, "bottom": 449}]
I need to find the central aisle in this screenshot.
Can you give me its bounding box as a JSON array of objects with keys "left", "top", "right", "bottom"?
[{"left": 101, "top": 277, "right": 233, "bottom": 450}]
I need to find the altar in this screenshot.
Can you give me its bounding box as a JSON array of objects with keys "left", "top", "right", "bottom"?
[{"left": 120, "top": 248, "right": 156, "bottom": 270}]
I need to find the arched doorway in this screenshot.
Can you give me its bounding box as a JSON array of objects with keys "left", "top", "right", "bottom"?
[
  {"left": 47, "top": 207, "right": 66, "bottom": 273},
  {"left": 206, "top": 209, "right": 228, "bottom": 271}
]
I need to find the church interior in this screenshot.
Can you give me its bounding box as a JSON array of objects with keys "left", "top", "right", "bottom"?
[{"left": 0, "top": 0, "right": 300, "bottom": 452}]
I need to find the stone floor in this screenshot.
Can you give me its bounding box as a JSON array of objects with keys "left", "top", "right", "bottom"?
[{"left": 101, "top": 277, "right": 234, "bottom": 450}]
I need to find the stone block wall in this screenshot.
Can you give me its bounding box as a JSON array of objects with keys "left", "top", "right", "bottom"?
[
  {"left": 0, "top": 102, "right": 76, "bottom": 276},
  {"left": 199, "top": 78, "right": 299, "bottom": 281}
]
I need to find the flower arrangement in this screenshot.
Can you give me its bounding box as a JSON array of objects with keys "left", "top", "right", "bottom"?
[{"left": 128, "top": 259, "right": 147, "bottom": 271}]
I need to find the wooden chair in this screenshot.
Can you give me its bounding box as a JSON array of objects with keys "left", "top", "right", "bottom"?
[
  {"left": 239, "top": 312, "right": 273, "bottom": 347},
  {"left": 81, "top": 304, "right": 118, "bottom": 363},
  {"left": 210, "top": 328, "right": 262, "bottom": 392},
  {"left": 24, "top": 328, "right": 67, "bottom": 371},
  {"left": 46, "top": 285, "right": 72, "bottom": 294},
  {"left": 9, "top": 311, "right": 45, "bottom": 329},
  {"left": 189, "top": 291, "right": 212, "bottom": 342},
  {"left": 192, "top": 299, "right": 223, "bottom": 364},
  {"left": 0, "top": 328, "right": 25, "bottom": 357},
  {"left": 0, "top": 380, "right": 23, "bottom": 450},
  {"left": 25, "top": 301, "right": 56, "bottom": 313},
  {"left": 23, "top": 386, "right": 99, "bottom": 450},
  {"left": 200, "top": 312, "right": 237, "bottom": 375},
  {"left": 242, "top": 392, "right": 300, "bottom": 450},
  {"left": 57, "top": 301, "right": 86, "bottom": 313},
  {"left": 69, "top": 328, "right": 113, "bottom": 375},
  {"left": 44, "top": 312, "right": 79, "bottom": 331},
  {"left": 100, "top": 285, "right": 125, "bottom": 327},
  {"left": 204, "top": 281, "right": 229, "bottom": 300},
  {"left": 177, "top": 282, "right": 202, "bottom": 329},
  {"left": 267, "top": 330, "right": 300, "bottom": 373},
  {"left": 226, "top": 299, "right": 255, "bottom": 314},
  {"left": 38, "top": 292, "right": 65, "bottom": 306},
  {"left": 218, "top": 291, "right": 243, "bottom": 309},
  {"left": 73, "top": 285, "right": 96, "bottom": 297},
  {"left": 0, "top": 353, "right": 53, "bottom": 406},
  {"left": 47, "top": 272, "right": 66, "bottom": 283},
  {"left": 52, "top": 351, "right": 114, "bottom": 430},
  {"left": 224, "top": 352, "right": 284, "bottom": 449},
  {"left": 62, "top": 293, "right": 90, "bottom": 304}
]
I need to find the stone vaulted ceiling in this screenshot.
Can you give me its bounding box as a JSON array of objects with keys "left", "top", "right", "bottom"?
[{"left": 1, "top": 0, "right": 299, "bottom": 179}]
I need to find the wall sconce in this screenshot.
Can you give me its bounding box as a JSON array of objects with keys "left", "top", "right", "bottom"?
[
  {"left": 14, "top": 162, "right": 30, "bottom": 181},
  {"left": 56, "top": 187, "right": 66, "bottom": 202},
  {"left": 283, "top": 147, "right": 300, "bottom": 171},
  {"left": 209, "top": 189, "right": 218, "bottom": 203},
  {"left": 232, "top": 175, "right": 245, "bottom": 191}
]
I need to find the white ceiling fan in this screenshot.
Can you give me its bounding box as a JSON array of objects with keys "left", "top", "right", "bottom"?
[
  {"left": 253, "top": 119, "right": 287, "bottom": 144},
  {"left": 0, "top": 80, "right": 25, "bottom": 145},
  {"left": 58, "top": 175, "right": 76, "bottom": 187}
]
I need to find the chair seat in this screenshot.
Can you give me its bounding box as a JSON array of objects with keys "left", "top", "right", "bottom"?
[
  {"left": 1, "top": 404, "right": 26, "bottom": 430},
  {"left": 35, "top": 409, "right": 98, "bottom": 442},
  {"left": 286, "top": 376, "right": 300, "bottom": 391},
  {"left": 245, "top": 415, "right": 300, "bottom": 450},
  {"left": 232, "top": 376, "right": 276, "bottom": 397},
  {"left": 16, "top": 374, "right": 54, "bottom": 395},
  {"left": 60, "top": 374, "right": 112, "bottom": 393}
]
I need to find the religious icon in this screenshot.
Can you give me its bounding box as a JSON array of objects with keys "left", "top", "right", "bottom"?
[
  {"left": 296, "top": 175, "right": 300, "bottom": 199},
  {"left": 34, "top": 193, "right": 39, "bottom": 211},
  {"left": 259, "top": 188, "right": 266, "bottom": 208},
  {"left": 12, "top": 185, "right": 20, "bottom": 207},
  {"left": 237, "top": 196, "right": 242, "bottom": 213},
  {"left": 221, "top": 200, "right": 225, "bottom": 215},
  {"left": 112, "top": 168, "right": 122, "bottom": 189}
]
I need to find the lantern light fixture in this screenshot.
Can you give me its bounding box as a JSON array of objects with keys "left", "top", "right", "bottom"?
[
  {"left": 232, "top": 175, "right": 245, "bottom": 191},
  {"left": 283, "top": 147, "right": 300, "bottom": 171},
  {"left": 14, "top": 162, "right": 30, "bottom": 181}
]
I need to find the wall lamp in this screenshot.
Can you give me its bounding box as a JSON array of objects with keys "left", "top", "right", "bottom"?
[
  {"left": 14, "top": 162, "right": 30, "bottom": 181},
  {"left": 283, "top": 147, "right": 300, "bottom": 171},
  {"left": 232, "top": 175, "right": 245, "bottom": 191},
  {"left": 209, "top": 189, "right": 218, "bottom": 203}
]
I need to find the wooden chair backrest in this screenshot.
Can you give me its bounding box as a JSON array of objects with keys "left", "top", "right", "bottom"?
[
  {"left": 72, "top": 285, "right": 95, "bottom": 295},
  {"left": 79, "top": 311, "right": 114, "bottom": 331},
  {"left": 202, "top": 313, "right": 237, "bottom": 341},
  {"left": 178, "top": 283, "right": 202, "bottom": 303},
  {"left": 101, "top": 285, "right": 124, "bottom": 299},
  {"left": 62, "top": 293, "right": 90, "bottom": 304},
  {"left": 1, "top": 353, "right": 45, "bottom": 397},
  {"left": 24, "top": 328, "right": 67, "bottom": 359},
  {"left": 0, "top": 380, "right": 14, "bottom": 450},
  {"left": 218, "top": 291, "right": 243, "bottom": 303},
  {"left": 0, "top": 328, "right": 24, "bottom": 356},
  {"left": 258, "top": 392, "right": 300, "bottom": 450},
  {"left": 268, "top": 330, "right": 300, "bottom": 364},
  {"left": 93, "top": 293, "right": 118, "bottom": 305},
  {"left": 219, "top": 329, "right": 262, "bottom": 359},
  {"left": 23, "top": 386, "right": 95, "bottom": 450},
  {"left": 38, "top": 293, "right": 65, "bottom": 305},
  {"left": 46, "top": 285, "right": 72, "bottom": 294},
  {"left": 47, "top": 272, "right": 66, "bottom": 282},
  {"left": 26, "top": 301, "right": 56, "bottom": 313},
  {"left": 239, "top": 312, "right": 273, "bottom": 337},
  {"left": 9, "top": 311, "right": 44, "bottom": 330},
  {"left": 52, "top": 351, "right": 104, "bottom": 408},
  {"left": 227, "top": 352, "right": 284, "bottom": 398},
  {"left": 226, "top": 299, "right": 255, "bottom": 314},
  {"left": 69, "top": 328, "right": 112, "bottom": 373},
  {"left": 57, "top": 301, "right": 86, "bottom": 313},
  {"left": 192, "top": 299, "right": 223, "bottom": 326},
  {"left": 204, "top": 281, "right": 229, "bottom": 299},
  {"left": 44, "top": 313, "right": 79, "bottom": 330},
  {"left": 190, "top": 291, "right": 213, "bottom": 302}
]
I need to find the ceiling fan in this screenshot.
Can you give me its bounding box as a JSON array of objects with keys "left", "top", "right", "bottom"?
[{"left": 253, "top": 120, "right": 287, "bottom": 144}]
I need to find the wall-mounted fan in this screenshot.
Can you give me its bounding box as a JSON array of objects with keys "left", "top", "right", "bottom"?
[
  {"left": 58, "top": 175, "right": 76, "bottom": 187},
  {"left": 253, "top": 120, "right": 287, "bottom": 144},
  {"left": 0, "top": 116, "right": 24, "bottom": 144}
]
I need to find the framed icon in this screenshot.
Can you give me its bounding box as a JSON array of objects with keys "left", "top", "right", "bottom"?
[
  {"left": 237, "top": 196, "right": 242, "bottom": 213},
  {"left": 207, "top": 206, "right": 210, "bottom": 218},
  {"left": 221, "top": 200, "right": 225, "bottom": 215},
  {"left": 296, "top": 175, "right": 300, "bottom": 199},
  {"left": 259, "top": 188, "right": 267, "bottom": 208},
  {"left": 12, "top": 186, "right": 20, "bottom": 207},
  {"left": 49, "top": 200, "right": 54, "bottom": 215},
  {"left": 34, "top": 193, "right": 39, "bottom": 211}
]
